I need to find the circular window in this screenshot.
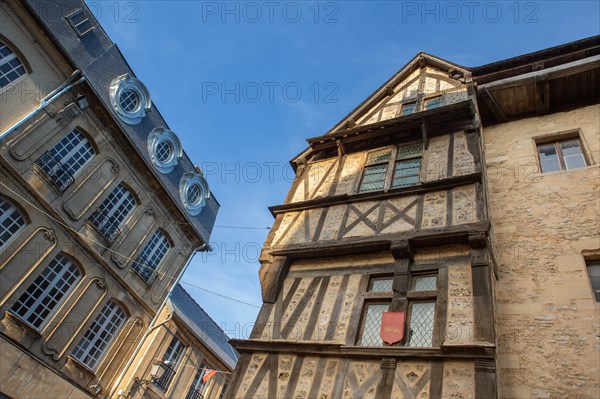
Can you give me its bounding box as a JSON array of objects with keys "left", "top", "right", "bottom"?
[
  {"left": 179, "top": 173, "right": 210, "bottom": 216},
  {"left": 109, "top": 74, "right": 151, "bottom": 125},
  {"left": 155, "top": 141, "right": 172, "bottom": 163},
  {"left": 119, "top": 89, "right": 140, "bottom": 113},
  {"left": 186, "top": 184, "right": 201, "bottom": 205},
  {"left": 147, "top": 128, "right": 182, "bottom": 174}
]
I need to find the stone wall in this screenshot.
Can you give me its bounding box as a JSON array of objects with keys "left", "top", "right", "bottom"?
[{"left": 484, "top": 104, "right": 600, "bottom": 398}]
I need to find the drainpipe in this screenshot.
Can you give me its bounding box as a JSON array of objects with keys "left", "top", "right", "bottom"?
[
  {"left": 0, "top": 70, "right": 85, "bottom": 141},
  {"left": 109, "top": 243, "right": 210, "bottom": 399}
]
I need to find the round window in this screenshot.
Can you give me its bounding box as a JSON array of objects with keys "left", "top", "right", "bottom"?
[
  {"left": 119, "top": 89, "right": 140, "bottom": 113},
  {"left": 155, "top": 141, "right": 172, "bottom": 163},
  {"left": 186, "top": 184, "right": 201, "bottom": 205}
]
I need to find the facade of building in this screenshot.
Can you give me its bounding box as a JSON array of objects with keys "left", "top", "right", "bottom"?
[
  {"left": 0, "top": 1, "right": 232, "bottom": 398},
  {"left": 228, "top": 37, "right": 600, "bottom": 398}
]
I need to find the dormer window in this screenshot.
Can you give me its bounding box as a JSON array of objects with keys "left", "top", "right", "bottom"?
[
  {"left": 66, "top": 9, "right": 94, "bottom": 37},
  {"left": 109, "top": 74, "right": 151, "bottom": 125},
  {"left": 147, "top": 128, "right": 182, "bottom": 174},
  {"left": 179, "top": 173, "right": 210, "bottom": 216}
]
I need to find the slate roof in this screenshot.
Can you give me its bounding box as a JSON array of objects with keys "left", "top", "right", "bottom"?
[
  {"left": 22, "top": 0, "right": 219, "bottom": 243},
  {"left": 169, "top": 284, "right": 239, "bottom": 370}
]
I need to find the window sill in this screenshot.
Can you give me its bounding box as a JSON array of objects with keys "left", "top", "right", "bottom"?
[
  {"left": 66, "top": 355, "right": 97, "bottom": 378},
  {"left": 539, "top": 163, "right": 597, "bottom": 176},
  {"left": 1, "top": 311, "right": 42, "bottom": 346}
]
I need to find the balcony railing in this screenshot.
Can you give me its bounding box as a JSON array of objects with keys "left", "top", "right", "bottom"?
[
  {"left": 34, "top": 151, "right": 75, "bottom": 193},
  {"left": 152, "top": 361, "right": 176, "bottom": 391},
  {"left": 186, "top": 386, "right": 204, "bottom": 399},
  {"left": 131, "top": 255, "right": 159, "bottom": 285},
  {"left": 88, "top": 208, "right": 121, "bottom": 244}
]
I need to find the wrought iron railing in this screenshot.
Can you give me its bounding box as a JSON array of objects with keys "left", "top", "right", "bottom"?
[
  {"left": 88, "top": 208, "right": 121, "bottom": 244},
  {"left": 34, "top": 151, "right": 75, "bottom": 193},
  {"left": 185, "top": 386, "right": 204, "bottom": 399},
  {"left": 131, "top": 255, "right": 158, "bottom": 285},
  {"left": 152, "top": 361, "right": 176, "bottom": 391}
]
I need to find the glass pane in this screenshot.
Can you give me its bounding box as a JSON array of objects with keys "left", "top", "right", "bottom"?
[
  {"left": 370, "top": 278, "right": 393, "bottom": 292},
  {"left": 366, "top": 149, "right": 391, "bottom": 165},
  {"left": 359, "top": 165, "right": 387, "bottom": 193},
  {"left": 538, "top": 144, "right": 561, "bottom": 173},
  {"left": 401, "top": 103, "right": 416, "bottom": 115},
  {"left": 407, "top": 302, "right": 435, "bottom": 347},
  {"left": 414, "top": 276, "right": 437, "bottom": 291},
  {"left": 392, "top": 159, "right": 421, "bottom": 188},
  {"left": 424, "top": 97, "right": 442, "bottom": 110},
  {"left": 397, "top": 144, "right": 422, "bottom": 160},
  {"left": 358, "top": 303, "right": 389, "bottom": 346},
  {"left": 587, "top": 262, "right": 600, "bottom": 302},
  {"left": 560, "top": 140, "right": 586, "bottom": 170}
]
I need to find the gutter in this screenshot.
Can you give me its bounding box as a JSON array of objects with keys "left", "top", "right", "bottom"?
[{"left": 0, "top": 70, "right": 85, "bottom": 141}]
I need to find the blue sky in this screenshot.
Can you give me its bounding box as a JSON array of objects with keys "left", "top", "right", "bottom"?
[{"left": 88, "top": 0, "right": 600, "bottom": 339}]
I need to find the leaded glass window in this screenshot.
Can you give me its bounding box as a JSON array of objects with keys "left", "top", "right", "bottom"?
[
  {"left": 11, "top": 254, "right": 80, "bottom": 329},
  {"left": 407, "top": 302, "right": 435, "bottom": 347},
  {"left": 369, "top": 277, "right": 393, "bottom": 292},
  {"left": 401, "top": 102, "right": 416, "bottom": 115},
  {"left": 424, "top": 96, "right": 442, "bottom": 110},
  {"left": 392, "top": 144, "right": 422, "bottom": 188},
  {"left": 357, "top": 303, "right": 389, "bottom": 346},
  {"left": 414, "top": 275, "right": 437, "bottom": 291},
  {"left": 358, "top": 149, "right": 391, "bottom": 193}
]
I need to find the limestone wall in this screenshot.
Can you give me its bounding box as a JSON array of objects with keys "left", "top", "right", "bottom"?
[{"left": 484, "top": 104, "right": 600, "bottom": 398}]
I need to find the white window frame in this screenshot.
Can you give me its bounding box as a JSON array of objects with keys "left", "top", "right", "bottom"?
[
  {"left": 0, "top": 196, "right": 27, "bottom": 249},
  {"left": 132, "top": 230, "right": 170, "bottom": 284},
  {"left": 50, "top": 129, "right": 95, "bottom": 176},
  {"left": 89, "top": 184, "right": 137, "bottom": 242},
  {"left": 0, "top": 40, "right": 27, "bottom": 90},
  {"left": 71, "top": 300, "right": 126, "bottom": 370},
  {"left": 10, "top": 254, "right": 80, "bottom": 329}
]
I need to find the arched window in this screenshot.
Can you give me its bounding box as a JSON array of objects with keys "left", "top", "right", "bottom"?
[
  {"left": 0, "top": 196, "right": 27, "bottom": 248},
  {"left": 35, "top": 128, "right": 96, "bottom": 192},
  {"left": 10, "top": 253, "right": 81, "bottom": 329},
  {"left": 131, "top": 230, "right": 170, "bottom": 284},
  {"left": 89, "top": 183, "right": 136, "bottom": 244},
  {"left": 72, "top": 300, "right": 127, "bottom": 369},
  {"left": 0, "top": 40, "right": 27, "bottom": 89}
]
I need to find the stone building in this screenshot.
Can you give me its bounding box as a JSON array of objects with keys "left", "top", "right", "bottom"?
[
  {"left": 0, "top": 1, "right": 234, "bottom": 398},
  {"left": 227, "top": 37, "right": 600, "bottom": 398}
]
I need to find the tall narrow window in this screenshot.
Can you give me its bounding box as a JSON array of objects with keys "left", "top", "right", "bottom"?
[
  {"left": 186, "top": 363, "right": 211, "bottom": 399},
  {"left": 0, "top": 41, "right": 27, "bottom": 89},
  {"left": 72, "top": 300, "right": 126, "bottom": 370},
  {"left": 391, "top": 144, "right": 422, "bottom": 188},
  {"left": 35, "top": 129, "right": 95, "bottom": 192},
  {"left": 358, "top": 149, "right": 392, "bottom": 193},
  {"left": 0, "top": 197, "right": 26, "bottom": 248},
  {"left": 154, "top": 336, "right": 185, "bottom": 390},
  {"left": 357, "top": 276, "right": 393, "bottom": 346},
  {"left": 585, "top": 260, "right": 600, "bottom": 302},
  {"left": 10, "top": 254, "right": 81, "bottom": 329},
  {"left": 537, "top": 138, "right": 588, "bottom": 173},
  {"left": 89, "top": 184, "right": 136, "bottom": 244},
  {"left": 407, "top": 274, "right": 437, "bottom": 347},
  {"left": 131, "top": 230, "right": 170, "bottom": 284}
]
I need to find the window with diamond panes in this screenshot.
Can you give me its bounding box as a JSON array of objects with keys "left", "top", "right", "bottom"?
[
  {"left": 413, "top": 275, "right": 437, "bottom": 291},
  {"left": 0, "top": 41, "right": 26, "bottom": 88},
  {"left": 369, "top": 277, "right": 393, "bottom": 292},
  {"left": 358, "top": 149, "right": 391, "bottom": 193},
  {"left": 72, "top": 300, "right": 126, "bottom": 369},
  {"left": 424, "top": 96, "right": 442, "bottom": 110},
  {"left": 407, "top": 302, "right": 435, "bottom": 347},
  {"left": 357, "top": 303, "right": 389, "bottom": 346},
  {"left": 392, "top": 144, "right": 422, "bottom": 188},
  {"left": 0, "top": 197, "right": 26, "bottom": 248},
  {"left": 10, "top": 254, "right": 81, "bottom": 329}
]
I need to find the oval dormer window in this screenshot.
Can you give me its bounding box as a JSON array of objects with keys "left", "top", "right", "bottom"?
[
  {"left": 147, "top": 128, "right": 182, "bottom": 174},
  {"left": 179, "top": 172, "right": 210, "bottom": 216},
  {"left": 109, "top": 74, "right": 151, "bottom": 125}
]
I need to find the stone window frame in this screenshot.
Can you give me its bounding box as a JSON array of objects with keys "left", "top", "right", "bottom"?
[
  {"left": 130, "top": 229, "right": 171, "bottom": 285},
  {"left": 179, "top": 172, "right": 210, "bottom": 216},
  {"left": 109, "top": 74, "right": 151, "bottom": 125},
  {"left": 533, "top": 130, "right": 591, "bottom": 174},
  {"left": 583, "top": 253, "right": 600, "bottom": 303},
  {"left": 9, "top": 253, "right": 82, "bottom": 331},
  {"left": 357, "top": 141, "right": 423, "bottom": 194},
  {"left": 0, "top": 37, "right": 29, "bottom": 91},
  {"left": 355, "top": 272, "right": 440, "bottom": 347},
  {"left": 0, "top": 195, "right": 28, "bottom": 249}
]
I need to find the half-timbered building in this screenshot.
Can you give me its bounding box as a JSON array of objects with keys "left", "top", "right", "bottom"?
[{"left": 228, "top": 36, "right": 600, "bottom": 398}]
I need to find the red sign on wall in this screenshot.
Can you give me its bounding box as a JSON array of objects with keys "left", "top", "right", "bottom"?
[{"left": 380, "top": 312, "right": 406, "bottom": 345}]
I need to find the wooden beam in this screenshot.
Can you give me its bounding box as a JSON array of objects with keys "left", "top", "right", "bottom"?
[{"left": 535, "top": 73, "right": 551, "bottom": 115}]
